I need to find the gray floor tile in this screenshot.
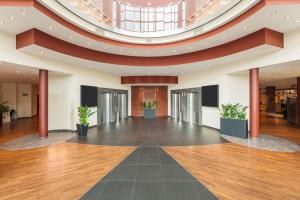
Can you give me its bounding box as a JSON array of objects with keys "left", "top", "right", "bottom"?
[
  {"left": 139, "top": 153, "right": 160, "bottom": 164},
  {"left": 80, "top": 181, "right": 106, "bottom": 200},
  {"left": 162, "top": 164, "right": 195, "bottom": 181},
  {"left": 120, "top": 152, "right": 140, "bottom": 165},
  {"left": 134, "top": 181, "right": 166, "bottom": 200},
  {"left": 164, "top": 181, "right": 200, "bottom": 200},
  {"left": 136, "top": 165, "right": 162, "bottom": 181},
  {"left": 99, "top": 181, "right": 134, "bottom": 200},
  {"left": 192, "top": 181, "right": 218, "bottom": 200},
  {"left": 105, "top": 165, "right": 137, "bottom": 181}
]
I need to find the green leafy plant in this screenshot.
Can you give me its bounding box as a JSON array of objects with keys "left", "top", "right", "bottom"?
[
  {"left": 77, "top": 105, "right": 96, "bottom": 126},
  {"left": 219, "top": 103, "right": 248, "bottom": 120},
  {"left": 0, "top": 101, "right": 10, "bottom": 116},
  {"left": 142, "top": 100, "right": 157, "bottom": 109}
]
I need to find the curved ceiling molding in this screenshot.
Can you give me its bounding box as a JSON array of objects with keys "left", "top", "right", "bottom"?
[
  {"left": 16, "top": 28, "right": 283, "bottom": 66},
  {"left": 1, "top": 0, "right": 298, "bottom": 48}
]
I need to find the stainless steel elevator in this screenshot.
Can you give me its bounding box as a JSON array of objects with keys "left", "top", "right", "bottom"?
[
  {"left": 171, "top": 88, "right": 202, "bottom": 126},
  {"left": 97, "top": 88, "right": 128, "bottom": 126}
]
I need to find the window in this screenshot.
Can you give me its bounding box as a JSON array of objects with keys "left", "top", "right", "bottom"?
[{"left": 113, "top": 0, "right": 184, "bottom": 33}]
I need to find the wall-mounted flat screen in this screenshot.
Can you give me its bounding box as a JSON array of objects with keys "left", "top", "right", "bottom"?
[
  {"left": 81, "top": 85, "right": 97, "bottom": 107},
  {"left": 202, "top": 85, "right": 219, "bottom": 107}
]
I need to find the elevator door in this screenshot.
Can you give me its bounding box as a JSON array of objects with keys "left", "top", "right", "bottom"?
[
  {"left": 110, "top": 93, "right": 118, "bottom": 123},
  {"left": 171, "top": 93, "right": 180, "bottom": 121},
  {"left": 118, "top": 93, "right": 128, "bottom": 120},
  {"left": 97, "top": 92, "right": 110, "bottom": 126}
]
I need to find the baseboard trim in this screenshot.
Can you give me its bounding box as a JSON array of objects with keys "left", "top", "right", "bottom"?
[{"left": 48, "top": 129, "right": 76, "bottom": 133}]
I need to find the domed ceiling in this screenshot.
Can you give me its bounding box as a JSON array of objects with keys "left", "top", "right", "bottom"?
[{"left": 48, "top": 0, "right": 258, "bottom": 43}]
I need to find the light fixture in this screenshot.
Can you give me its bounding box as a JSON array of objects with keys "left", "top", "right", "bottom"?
[
  {"left": 70, "top": 35, "right": 73, "bottom": 40},
  {"left": 285, "top": 15, "right": 290, "bottom": 20},
  {"left": 21, "top": 11, "right": 26, "bottom": 16},
  {"left": 270, "top": 11, "right": 277, "bottom": 16},
  {"left": 243, "top": 26, "right": 247, "bottom": 31},
  {"left": 147, "top": 2, "right": 151, "bottom": 6},
  {"left": 10, "top": 16, "right": 15, "bottom": 20},
  {"left": 0, "top": 21, "right": 4, "bottom": 25},
  {"left": 48, "top": 25, "right": 53, "bottom": 30},
  {"left": 295, "top": 19, "right": 299, "bottom": 23},
  {"left": 87, "top": 42, "right": 91, "bottom": 46}
]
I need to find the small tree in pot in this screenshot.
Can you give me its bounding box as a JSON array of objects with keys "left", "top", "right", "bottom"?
[
  {"left": 220, "top": 103, "right": 248, "bottom": 139},
  {"left": 77, "top": 105, "right": 96, "bottom": 137},
  {"left": 142, "top": 100, "right": 157, "bottom": 119},
  {"left": 0, "top": 101, "right": 10, "bottom": 126}
]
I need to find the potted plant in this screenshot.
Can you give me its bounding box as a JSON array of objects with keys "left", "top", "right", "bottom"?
[
  {"left": 142, "top": 100, "right": 157, "bottom": 119},
  {"left": 77, "top": 105, "right": 96, "bottom": 137},
  {"left": 219, "top": 103, "right": 248, "bottom": 139},
  {"left": 0, "top": 101, "right": 10, "bottom": 126}
]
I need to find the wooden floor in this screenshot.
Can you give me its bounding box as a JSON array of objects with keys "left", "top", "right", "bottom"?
[
  {"left": 260, "top": 112, "right": 300, "bottom": 145},
  {"left": 0, "top": 143, "right": 134, "bottom": 200},
  {"left": 164, "top": 144, "right": 300, "bottom": 200},
  {"left": 0, "top": 114, "right": 299, "bottom": 200},
  {"left": 0, "top": 117, "right": 39, "bottom": 144}
]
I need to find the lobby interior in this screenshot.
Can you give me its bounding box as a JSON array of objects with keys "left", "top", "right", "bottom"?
[{"left": 0, "top": 0, "right": 300, "bottom": 200}]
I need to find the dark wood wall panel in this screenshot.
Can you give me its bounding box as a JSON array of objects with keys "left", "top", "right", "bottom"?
[
  {"left": 121, "top": 76, "right": 178, "bottom": 84},
  {"left": 131, "top": 86, "right": 168, "bottom": 117}
]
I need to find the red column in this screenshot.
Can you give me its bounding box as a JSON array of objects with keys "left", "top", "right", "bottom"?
[
  {"left": 297, "top": 77, "right": 300, "bottom": 126},
  {"left": 250, "top": 68, "right": 260, "bottom": 138},
  {"left": 39, "top": 69, "right": 48, "bottom": 138}
]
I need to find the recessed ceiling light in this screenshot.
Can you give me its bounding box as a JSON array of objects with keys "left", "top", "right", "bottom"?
[
  {"left": 147, "top": 2, "right": 151, "bottom": 6},
  {"left": 87, "top": 42, "right": 91, "bottom": 46},
  {"left": 270, "top": 11, "right": 277, "bottom": 16},
  {"left": 70, "top": 35, "right": 73, "bottom": 40},
  {"left": 48, "top": 25, "right": 53, "bottom": 30},
  {"left": 285, "top": 15, "right": 290, "bottom": 20},
  {"left": 243, "top": 26, "right": 247, "bottom": 31},
  {"left": 10, "top": 16, "right": 15, "bottom": 20},
  {"left": 295, "top": 19, "right": 299, "bottom": 23},
  {"left": 0, "top": 21, "right": 4, "bottom": 25},
  {"left": 21, "top": 11, "right": 26, "bottom": 16},
  {"left": 173, "top": 49, "right": 177, "bottom": 53}
]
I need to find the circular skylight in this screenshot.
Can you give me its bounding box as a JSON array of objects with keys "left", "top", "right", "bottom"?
[{"left": 38, "top": 0, "right": 259, "bottom": 43}]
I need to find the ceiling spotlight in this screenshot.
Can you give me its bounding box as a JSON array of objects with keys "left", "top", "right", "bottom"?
[
  {"left": 270, "top": 11, "right": 277, "bottom": 16},
  {"left": 147, "top": 2, "right": 151, "bottom": 6},
  {"left": 295, "top": 19, "right": 299, "bottom": 23},
  {"left": 243, "top": 26, "right": 247, "bottom": 31},
  {"left": 87, "top": 42, "right": 91, "bottom": 46},
  {"left": 70, "top": 35, "right": 73, "bottom": 40},
  {"left": 48, "top": 25, "right": 53, "bottom": 30},
  {"left": 10, "top": 16, "right": 15, "bottom": 20},
  {"left": 21, "top": 11, "right": 26, "bottom": 16},
  {"left": 173, "top": 49, "right": 177, "bottom": 53},
  {"left": 0, "top": 21, "right": 4, "bottom": 25},
  {"left": 285, "top": 15, "right": 290, "bottom": 20}
]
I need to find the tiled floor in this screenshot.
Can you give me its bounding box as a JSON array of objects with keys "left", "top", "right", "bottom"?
[
  {"left": 80, "top": 147, "right": 218, "bottom": 200},
  {"left": 69, "top": 117, "right": 227, "bottom": 146}
]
